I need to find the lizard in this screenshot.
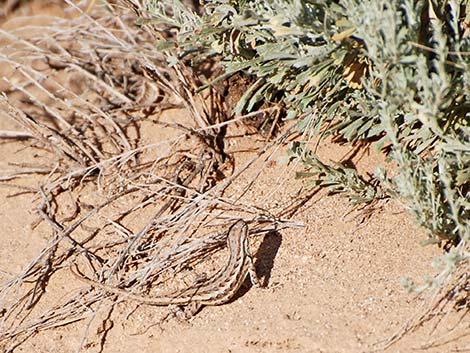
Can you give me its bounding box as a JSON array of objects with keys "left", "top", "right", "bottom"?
[{"left": 71, "top": 219, "right": 262, "bottom": 318}]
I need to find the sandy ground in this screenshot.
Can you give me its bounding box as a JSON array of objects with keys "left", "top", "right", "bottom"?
[
  {"left": 0, "top": 109, "right": 448, "bottom": 353},
  {"left": 0, "top": 2, "right": 467, "bottom": 353}
]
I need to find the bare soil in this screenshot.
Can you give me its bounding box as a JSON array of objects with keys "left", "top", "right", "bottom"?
[
  {"left": 1, "top": 2, "right": 468, "bottom": 353},
  {"left": 0, "top": 112, "right": 451, "bottom": 353}
]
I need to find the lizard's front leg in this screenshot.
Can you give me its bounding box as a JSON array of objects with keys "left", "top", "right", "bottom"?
[{"left": 170, "top": 302, "right": 203, "bottom": 321}]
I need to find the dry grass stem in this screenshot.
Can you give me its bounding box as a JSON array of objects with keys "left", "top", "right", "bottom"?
[{"left": 0, "top": 1, "right": 292, "bottom": 350}]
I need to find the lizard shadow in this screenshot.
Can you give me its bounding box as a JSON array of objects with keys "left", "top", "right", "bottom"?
[{"left": 231, "top": 229, "right": 282, "bottom": 301}]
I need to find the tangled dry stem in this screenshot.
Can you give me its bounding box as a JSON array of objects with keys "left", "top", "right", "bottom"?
[
  {"left": 4, "top": 1, "right": 469, "bottom": 351},
  {"left": 0, "top": 1, "right": 298, "bottom": 351}
]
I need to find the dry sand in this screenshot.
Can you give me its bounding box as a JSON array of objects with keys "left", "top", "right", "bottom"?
[{"left": 0, "top": 2, "right": 466, "bottom": 353}]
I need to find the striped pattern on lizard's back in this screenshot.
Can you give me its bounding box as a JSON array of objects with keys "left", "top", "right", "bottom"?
[{"left": 71, "top": 219, "right": 261, "bottom": 314}]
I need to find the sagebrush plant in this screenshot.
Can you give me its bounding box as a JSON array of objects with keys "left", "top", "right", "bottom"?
[
  {"left": 288, "top": 141, "right": 381, "bottom": 205},
  {"left": 344, "top": 0, "right": 470, "bottom": 291},
  {"left": 144, "top": 0, "right": 470, "bottom": 289},
  {"left": 342, "top": 0, "right": 470, "bottom": 289},
  {"left": 0, "top": 0, "right": 467, "bottom": 348}
]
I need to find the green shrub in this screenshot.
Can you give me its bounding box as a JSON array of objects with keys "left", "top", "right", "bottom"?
[{"left": 145, "top": 0, "right": 469, "bottom": 286}]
